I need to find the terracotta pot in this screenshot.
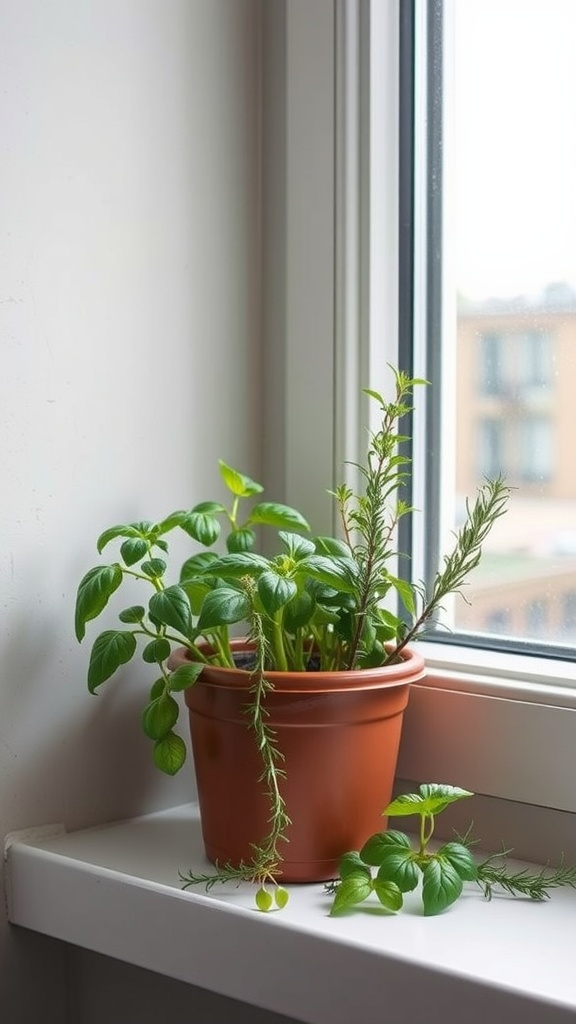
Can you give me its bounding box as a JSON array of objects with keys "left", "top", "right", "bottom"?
[{"left": 169, "top": 640, "right": 425, "bottom": 883}]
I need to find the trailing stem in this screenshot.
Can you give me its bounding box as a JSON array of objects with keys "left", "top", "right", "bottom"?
[{"left": 180, "top": 579, "right": 291, "bottom": 894}]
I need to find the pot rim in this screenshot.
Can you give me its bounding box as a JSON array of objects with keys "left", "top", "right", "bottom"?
[{"left": 169, "top": 639, "right": 426, "bottom": 692}]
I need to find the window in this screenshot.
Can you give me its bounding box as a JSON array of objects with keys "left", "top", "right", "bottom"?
[
  {"left": 275, "top": 0, "right": 576, "bottom": 835},
  {"left": 410, "top": 0, "right": 576, "bottom": 655}
]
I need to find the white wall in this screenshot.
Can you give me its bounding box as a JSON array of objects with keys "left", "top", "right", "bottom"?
[{"left": 0, "top": 1, "right": 266, "bottom": 1020}]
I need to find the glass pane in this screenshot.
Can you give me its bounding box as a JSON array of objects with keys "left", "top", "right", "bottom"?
[{"left": 450, "top": 0, "right": 576, "bottom": 648}]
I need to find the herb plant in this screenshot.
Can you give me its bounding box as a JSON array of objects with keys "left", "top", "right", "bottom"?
[
  {"left": 75, "top": 369, "right": 509, "bottom": 770},
  {"left": 326, "top": 783, "right": 576, "bottom": 917},
  {"left": 74, "top": 370, "right": 510, "bottom": 893}
]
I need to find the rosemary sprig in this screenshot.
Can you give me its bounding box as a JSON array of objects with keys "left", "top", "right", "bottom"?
[
  {"left": 338, "top": 368, "right": 419, "bottom": 669},
  {"left": 180, "top": 579, "right": 291, "bottom": 897},
  {"left": 476, "top": 850, "right": 576, "bottom": 902},
  {"left": 390, "top": 474, "right": 510, "bottom": 662}
]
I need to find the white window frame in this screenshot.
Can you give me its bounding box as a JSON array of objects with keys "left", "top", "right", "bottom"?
[{"left": 263, "top": 0, "right": 576, "bottom": 856}]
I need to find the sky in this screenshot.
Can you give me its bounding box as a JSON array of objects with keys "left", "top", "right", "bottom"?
[{"left": 452, "top": 0, "right": 576, "bottom": 301}]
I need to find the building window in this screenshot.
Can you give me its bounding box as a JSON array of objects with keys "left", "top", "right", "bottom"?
[
  {"left": 478, "top": 418, "right": 506, "bottom": 478},
  {"left": 479, "top": 332, "right": 505, "bottom": 396},
  {"left": 518, "top": 417, "right": 553, "bottom": 482}
]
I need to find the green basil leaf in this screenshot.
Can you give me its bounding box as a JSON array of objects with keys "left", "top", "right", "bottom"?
[
  {"left": 226, "top": 528, "right": 256, "bottom": 553},
  {"left": 360, "top": 830, "right": 412, "bottom": 866},
  {"left": 248, "top": 502, "right": 310, "bottom": 531},
  {"left": 203, "top": 552, "right": 270, "bottom": 578},
  {"left": 180, "top": 579, "right": 212, "bottom": 616},
  {"left": 372, "top": 878, "right": 404, "bottom": 912},
  {"left": 119, "top": 537, "right": 148, "bottom": 566},
  {"left": 87, "top": 630, "right": 137, "bottom": 692},
  {"left": 387, "top": 574, "right": 416, "bottom": 616},
  {"left": 169, "top": 661, "right": 204, "bottom": 692},
  {"left": 140, "top": 559, "right": 167, "bottom": 579},
  {"left": 313, "top": 535, "right": 351, "bottom": 557},
  {"left": 118, "top": 605, "right": 146, "bottom": 624},
  {"left": 180, "top": 552, "right": 220, "bottom": 581},
  {"left": 422, "top": 857, "right": 463, "bottom": 916},
  {"left": 148, "top": 586, "right": 193, "bottom": 636},
  {"left": 149, "top": 677, "right": 165, "bottom": 700},
  {"left": 196, "top": 587, "right": 250, "bottom": 630},
  {"left": 338, "top": 851, "right": 372, "bottom": 881},
  {"left": 142, "top": 638, "right": 172, "bottom": 664},
  {"left": 283, "top": 591, "right": 315, "bottom": 632},
  {"left": 377, "top": 853, "right": 420, "bottom": 893},
  {"left": 298, "top": 555, "right": 358, "bottom": 593},
  {"left": 75, "top": 564, "right": 123, "bottom": 641},
  {"left": 384, "top": 784, "right": 474, "bottom": 819},
  {"left": 278, "top": 531, "right": 316, "bottom": 558},
  {"left": 153, "top": 731, "right": 187, "bottom": 775},
  {"left": 141, "top": 693, "right": 179, "bottom": 740},
  {"left": 179, "top": 511, "right": 221, "bottom": 546},
  {"left": 96, "top": 522, "right": 153, "bottom": 554},
  {"left": 257, "top": 572, "right": 298, "bottom": 616},
  {"left": 218, "top": 460, "right": 263, "bottom": 497},
  {"left": 330, "top": 873, "right": 374, "bottom": 915},
  {"left": 437, "top": 842, "right": 478, "bottom": 881}
]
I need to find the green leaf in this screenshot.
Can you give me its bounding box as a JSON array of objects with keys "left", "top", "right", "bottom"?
[
  {"left": 226, "top": 528, "right": 256, "bottom": 553},
  {"left": 179, "top": 579, "right": 212, "bottom": 616},
  {"left": 152, "top": 510, "right": 190, "bottom": 534},
  {"left": 140, "top": 558, "right": 167, "bottom": 579},
  {"left": 142, "top": 638, "right": 172, "bottom": 664},
  {"left": 257, "top": 572, "right": 298, "bottom": 616},
  {"left": 149, "top": 677, "right": 165, "bottom": 700},
  {"left": 421, "top": 856, "right": 463, "bottom": 915},
  {"left": 338, "top": 851, "right": 372, "bottom": 881},
  {"left": 278, "top": 531, "right": 316, "bottom": 558},
  {"left": 384, "top": 784, "right": 474, "bottom": 819},
  {"left": 148, "top": 586, "right": 193, "bottom": 636},
  {"left": 373, "top": 607, "right": 403, "bottom": 641},
  {"left": 118, "top": 605, "right": 146, "bottom": 624},
  {"left": 298, "top": 555, "right": 358, "bottom": 593},
  {"left": 283, "top": 591, "right": 315, "bottom": 632},
  {"left": 96, "top": 522, "right": 153, "bottom": 554},
  {"left": 180, "top": 552, "right": 220, "bottom": 581},
  {"left": 330, "top": 873, "right": 374, "bottom": 915},
  {"left": 202, "top": 552, "right": 270, "bottom": 578},
  {"left": 142, "top": 693, "right": 179, "bottom": 740},
  {"left": 313, "top": 535, "right": 351, "bottom": 557},
  {"left": 153, "top": 731, "right": 187, "bottom": 775},
  {"left": 120, "top": 537, "right": 149, "bottom": 566},
  {"left": 218, "top": 460, "right": 263, "bottom": 497},
  {"left": 248, "top": 502, "right": 310, "bottom": 531},
  {"left": 179, "top": 511, "right": 221, "bottom": 546},
  {"left": 196, "top": 587, "right": 250, "bottom": 630},
  {"left": 169, "top": 661, "right": 204, "bottom": 692},
  {"left": 87, "top": 630, "right": 137, "bottom": 692},
  {"left": 388, "top": 574, "right": 416, "bottom": 616},
  {"left": 360, "top": 830, "right": 412, "bottom": 866},
  {"left": 377, "top": 853, "right": 420, "bottom": 893},
  {"left": 437, "top": 842, "right": 478, "bottom": 881},
  {"left": 75, "top": 564, "right": 123, "bottom": 641},
  {"left": 191, "top": 501, "right": 228, "bottom": 515},
  {"left": 417, "top": 783, "right": 474, "bottom": 815},
  {"left": 372, "top": 878, "right": 404, "bottom": 912}
]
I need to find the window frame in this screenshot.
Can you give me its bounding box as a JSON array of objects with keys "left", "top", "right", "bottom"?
[{"left": 264, "top": 0, "right": 576, "bottom": 844}]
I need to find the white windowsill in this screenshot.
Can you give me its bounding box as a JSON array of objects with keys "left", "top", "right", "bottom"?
[{"left": 5, "top": 803, "right": 576, "bottom": 1024}]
